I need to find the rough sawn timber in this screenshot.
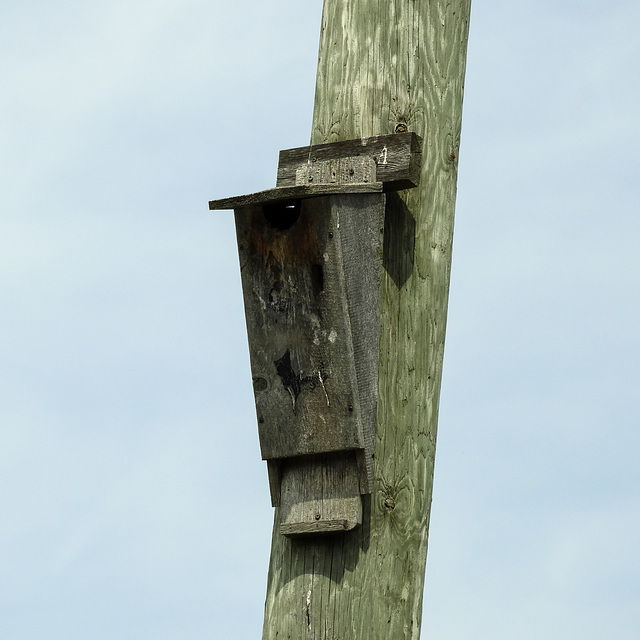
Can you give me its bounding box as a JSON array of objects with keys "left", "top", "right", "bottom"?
[
  {"left": 276, "top": 132, "right": 422, "bottom": 191},
  {"left": 262, "top": 1, "right": 472, "bottom": 639},
  {"left": 208, "top": 181, "right": 383, "bottom": 211}
]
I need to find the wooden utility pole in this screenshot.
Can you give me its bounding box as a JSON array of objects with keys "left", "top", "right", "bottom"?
[{"left": 260, "top": 1, "right": 472, "bottom": 638}]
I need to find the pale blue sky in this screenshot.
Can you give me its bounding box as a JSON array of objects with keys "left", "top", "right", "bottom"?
[{"left": 1, "top": 1, "right": 638, "bottom": 638}]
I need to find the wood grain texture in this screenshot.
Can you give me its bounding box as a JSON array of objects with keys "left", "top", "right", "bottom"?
[
  {"left": 209, "top": 181, "right": 383, "bottom": 210},
  {"left": 334, "top": 193, "right": 385, "bottom": 494},
  {"left": 280, "top": 453, "right": 362, "bottom": 536},
  {"left": 277, "top": 132, "right": 422, "bottom": 190},
  {"left": 262, "top": 0, "right": 471, "bottom": 638}
]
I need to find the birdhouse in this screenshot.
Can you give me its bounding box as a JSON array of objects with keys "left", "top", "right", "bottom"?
[{"left": 210, "top": 132, "right": 421, "bottom": 535}]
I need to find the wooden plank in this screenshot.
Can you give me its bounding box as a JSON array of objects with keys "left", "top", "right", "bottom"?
[
  {"left": 279, "top": 452, "right": 361, "bottom": 536},
  {"left": 262, "top": 0, "right": 472, "bottom": 637},
  {"left": 276, "top": 131, "right": 422, "bottom": 190},
  {"left": 332, "top": 193, "right": 385, "bottom": 493},
  {"left": 209, "top": 181, "right": 383, "bottom": 211}
]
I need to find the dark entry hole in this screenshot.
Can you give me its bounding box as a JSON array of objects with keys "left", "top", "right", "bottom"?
[{"left": 263, "top": 200, "right": 301, "bottom": 231}]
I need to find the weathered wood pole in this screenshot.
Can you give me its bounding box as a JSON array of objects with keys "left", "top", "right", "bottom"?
[{"left": 262, "top": 1, "right": 471, "bottom": 638}]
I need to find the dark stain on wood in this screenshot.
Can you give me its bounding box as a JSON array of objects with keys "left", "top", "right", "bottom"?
[
  {"left": 273, "top": 349, "right": 328, "bottom": 410},
  {"left": 311, "top": 263, "right": 324, "bottom": 297}
]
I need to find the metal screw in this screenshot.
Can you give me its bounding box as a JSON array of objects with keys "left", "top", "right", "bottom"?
[{"left": 314, "top": 513, "right": 321, "bottom": 521}]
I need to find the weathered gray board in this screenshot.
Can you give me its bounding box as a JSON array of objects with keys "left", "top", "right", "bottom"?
[
  {"left": 279, "top": 452, "right": 361, "bottom": 535},
  {"left": 233, "top": 193, "right": 385, "bottom": 512},
  {"left": 277, "top": 131, "right": 421, "bottom": 190},
  {"left": 208, "top": 181, "right": 383, "bottom": 211}
]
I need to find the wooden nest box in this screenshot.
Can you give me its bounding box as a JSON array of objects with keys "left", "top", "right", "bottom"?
[{"left": 210, "top": 132, "right": 421, "bottom": 536}]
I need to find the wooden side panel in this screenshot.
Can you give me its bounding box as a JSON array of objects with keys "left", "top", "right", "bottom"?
[{"left": 333, "top": 193, "right": 385, "bottom": 493}]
